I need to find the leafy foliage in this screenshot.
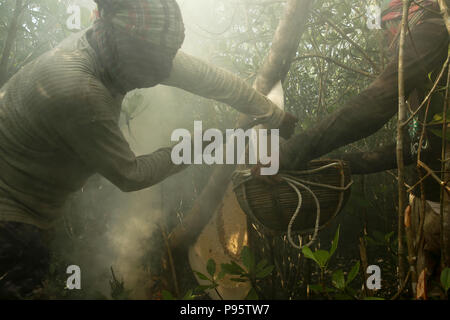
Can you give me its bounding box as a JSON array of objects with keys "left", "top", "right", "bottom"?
[{"left": 441, "top": 268, "right": 450, "bottom": 293}]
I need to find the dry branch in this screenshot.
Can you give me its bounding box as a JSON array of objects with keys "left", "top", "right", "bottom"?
[{"left": 396, "top": 0, "right": 411, "bottom": 288}]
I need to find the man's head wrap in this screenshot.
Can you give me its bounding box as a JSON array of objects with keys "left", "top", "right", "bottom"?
[
  {"left": 92, "top": 0, "right": 185, "bottom": 93},
  {"left": 381, "top": 0, "right": 437, "bottom": 37}
]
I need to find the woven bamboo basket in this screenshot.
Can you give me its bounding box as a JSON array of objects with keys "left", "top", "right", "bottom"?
[{"left": 232, "top": 160, "right": 353, "bottom": 236}]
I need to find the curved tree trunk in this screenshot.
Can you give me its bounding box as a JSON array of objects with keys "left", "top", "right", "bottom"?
[{"left": 169, "top": 0, "right": 313, "bottom": 249}]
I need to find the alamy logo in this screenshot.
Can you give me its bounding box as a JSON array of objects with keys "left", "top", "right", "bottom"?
[
  {"left": 366, "top": 265, "right": 382, "bottom": 290},
  {"left": 66, "top": 265, "right": 81, "bottom": 290},
  {"left": 367, "top": 4, "right": 382, "bottom": 30},
  {"left": 66, "top": 4, "right": 81, "bottom": 30},
  {"left": 171, "top": 121, "right": 280, "bottom": 176}
]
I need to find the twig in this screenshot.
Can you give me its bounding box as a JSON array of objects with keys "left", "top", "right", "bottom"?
[
  {"left": 160, "top": 223, "right": 180, "bottom": 298},
  {"left": 396, "top": 0, "right": 412, "bottom": 287},
  {"left": 405, "top": 207, "right": 418, "bottom": 296},
  {"left": 418, "top": 160, "right": 450, "bottom": 191},
  {"left": 412, "top": 0, "right": 441, "bottom": 16},
  {"left": 417, "top": 98, "right": 433, "bottom": 161},
  {"left": 314, "top": 12, "right": 381, "bottom": 74},
  {"left": 406, "top": 82, "right": 430, "bottom": 251},
  {"left": 390, "top": 270, "right": 412, "bottom": 300},
  {"left": 402, "top": 55, "right": 450, "bottom": 126},
  {"left": 293, "top": 54, "right": 376, "bottom": 78},
  {"left": 0, "top": 272, "right": 8, "bottom": 282},
  {"left": 438, "top": 0, "right": 450, "bottom": 35},
  {"left": 109, "top": 267, "right": 128, "bottom": 299},
  {"left": 406, "top": 171, "right": 431, "bottom": 193},
  {"left": 359, "top": 235, "right": 372, "bottom": 297}
]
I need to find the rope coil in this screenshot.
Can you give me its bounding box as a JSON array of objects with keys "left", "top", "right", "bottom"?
[{"left": 233, "top": 161, "right": 353, "bottom": 250}]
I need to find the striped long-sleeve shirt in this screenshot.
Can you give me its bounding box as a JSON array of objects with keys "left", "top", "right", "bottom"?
[{"left": 0, "top": 28, "right": 284, "bottom": 229}]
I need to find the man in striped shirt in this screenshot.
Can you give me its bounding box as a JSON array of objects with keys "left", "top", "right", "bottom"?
[{"left": 0, "top": 0, "right": 297, "bottom": 298}]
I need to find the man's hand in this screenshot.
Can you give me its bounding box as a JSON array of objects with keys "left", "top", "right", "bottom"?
[{"left": 279, "top": 111, "right": 298, "bottom": 139}]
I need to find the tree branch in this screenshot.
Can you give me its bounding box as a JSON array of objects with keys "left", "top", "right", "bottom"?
[
  {"left": 293, "top": 54, "right": 376, "bottom": 78},
  {"left": 315, "top": 12, "right": 381, "bottom": 74},
  {"left": 396, "top": 0, "right": 411, "bottom": 288},
  {"left": 254, "top": 0, "right": 313, "bottom": 94},
  {"left": 438, "top": 0, "right": 450, "bottom": 35}
]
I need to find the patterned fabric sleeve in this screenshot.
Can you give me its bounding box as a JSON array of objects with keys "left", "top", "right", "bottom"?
[{"left": 162, "top": 50, "right": 285, "bottom": 129}]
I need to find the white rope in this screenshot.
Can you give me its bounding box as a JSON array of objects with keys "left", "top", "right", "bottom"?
[
  {"left": 280, "top": 162, "right": 353, "bottom": 250},
  {"left": 283, "top": 177, "right": 321, "bottom": 250}
]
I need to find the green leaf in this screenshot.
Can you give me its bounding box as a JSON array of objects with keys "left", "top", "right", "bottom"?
[
  {"left": 346, "top": 261, "right": 360, "bottom": 285},
  {"left": 430, "top": 111, "right": 450, "bottom": 124},
  {"left": 429, "top": 128, "right": 450, "bottom": 142},
  {"left": 194, "top": 271, "right": 210, "bottom": 281},
  {"left": 207, "top": 259, "right": 216, "bottom": 277},
  {"left": 241, "top": 246, "right": 255, "bottom": 273},
  {"left": 330, "top": 225, "right": 340, "bottom": 257},
  {"left": 364, "top": 297, "right": 385, "bottom": 300},
  {"left": 309, "top": 284, "right": 324, "bottom": 293},
  {"left": 182, "top": 290, "right": 195, "bottom": 300},
  {"left": 332, "top": 270, "right": 346, "bottom": 290},
  {"left": 309, "top": 284, "right": 335, "bottom": 293},
  {"left": 256, "top": 259, "right": 268, "bottom": 272},
  {"left": 440, "top": 268, "right": 450, "bottom": 291},
  {"left": 302, "top": 246, "right": 319, "bottom": 266},
  {"left": 314, "top": 250, "right": 330, "bottom": 268},
  {"left": 256, "top": 265, "right": 274, "bottom": 279},
  {"left": 334, "top": 293, "right": 353, "bottom": 300},
  {"left": 384, "top": 231, "right": 394, "bottom": 242},
  {"left": 195, "top": 285, "right": 212, "bottom": 293},
  {"left": 353, "top": 197, "right": 370, "bottom": 208},
  {"left": 162, "top": 290, "right": 176, "bottom": 300},
  {"left": 245, "top": 288, "right": 259, "bottom": 300},
  {"left": 217, "top": 271, "right": 226, "bottom": 280},
  {"left": 230, "top": 277, "right": 248, "bottom": 283},
  {"left": 373, "top": 230, "right": 385, "bottom": 243},
  {"left": 221, "top": 261, "right": 245, "bottom": 276},
  {"left": 365, "top": 236, "right": 380, "bottom": 247},
  {"left": 346, "top": 287, "right": 357, "bottom": 297},
  {"left": 428, "top": 111, "right": 450, "bottom": 141}
]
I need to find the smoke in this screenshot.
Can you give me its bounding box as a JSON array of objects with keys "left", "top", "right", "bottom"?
[
  {"left": 106, "top": 189, "right": 163, "bottom": 299},
  {"left": 54, "top": 0, "right": 239, "bottom": 299},
  {"left": 105, "top": 1, "right": 235, "bottom": 298}
]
